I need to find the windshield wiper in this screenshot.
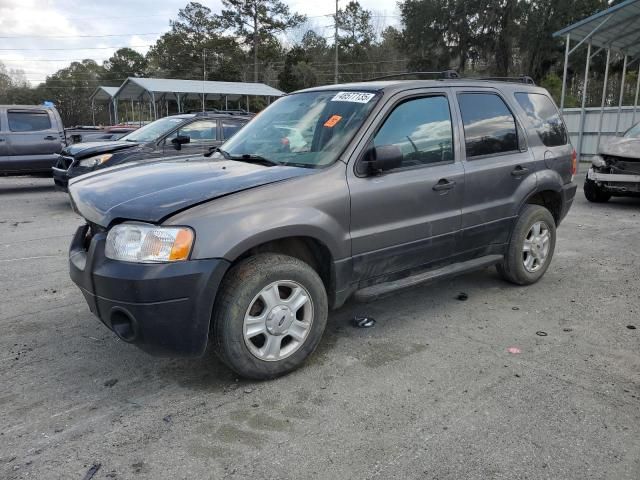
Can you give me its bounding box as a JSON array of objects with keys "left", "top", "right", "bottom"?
[{"left": 227, "top": 153, "right": 281, "bottom": 167}]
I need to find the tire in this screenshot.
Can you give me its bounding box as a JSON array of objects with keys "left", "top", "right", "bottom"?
[
  {"left": 497, "top": 205, "right": 556, "bottom": 286},
  {"left": 584, "top": 177, "right": 611, "bottom": 203},
  {"left": 212, "top": 253, "right": 328, "bottom": 380}
]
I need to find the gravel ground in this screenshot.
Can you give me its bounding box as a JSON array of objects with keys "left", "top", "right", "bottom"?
[{"left": 0, "top": 174, "right": 639, "bottom": 480}]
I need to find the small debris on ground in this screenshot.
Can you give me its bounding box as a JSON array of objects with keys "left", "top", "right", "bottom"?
[
  {"left": 243, "top": 387, "right": 253, "bottom": 394},
  {"left": 507, "top": 347, "right": 522, "bottom": 354},
  {"left": 456, "top": 292, "right": 468, "bottom": 301},
  {"left": 353, "top": 316, "right": 376, "bottom": 328},
  {"left": 536, "top": 331, "right": 548, "bottom": 337},
  {"left": 103, "top": 378, "right": 118, "bottom": 388},
  {"left": 512, "top": 307, "right": 520, "bottom": 311},
  {"left": 162, "top": 415, "right": 172, "bottom": 423},
  {"left": 82, "top": 463, "right": 101, "bottom": 480},
  {"left": 627, "top": 325, "right": 636, "bottom": 330},
  {"left": 563, "top": 328, "right": 573, "bottom": 332}
]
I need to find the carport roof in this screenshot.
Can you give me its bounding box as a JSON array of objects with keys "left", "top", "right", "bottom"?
[
  {"left": 89, "top": 86, "right": 118, "bottom": 102},
  {"left": 553, "top": 0, "right": 640, "bottom": 57},
  {"left": 114, "top": 77, "right": 285, "bottom": 101}
]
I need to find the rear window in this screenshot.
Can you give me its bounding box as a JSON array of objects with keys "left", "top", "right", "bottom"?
[
  {"left": 458, "top": 93, "right": 519, "bottom": 158},
  {"left": 8, "top": 111, "right": 52, "bottom": 132},
  {"left": 515, "top": 93, "right": 568, "bottom": 147}
]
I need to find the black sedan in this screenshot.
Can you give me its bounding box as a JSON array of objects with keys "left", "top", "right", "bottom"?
[{"left": 52, "top": 110, "right": 251, "bottom": 191}]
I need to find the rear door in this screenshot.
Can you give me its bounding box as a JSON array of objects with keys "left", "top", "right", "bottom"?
[
  {"left": 163, "top": 119, "right": 220, "bottom": 155},
  {"left": 7, "top": 108, "right": 63, "bottom": 172},
  {"left": 347, "top": 90, "right": 464, "bottom": 282},
  {"left": 451, "top": 88, "right": 537, "bottom": 254}
]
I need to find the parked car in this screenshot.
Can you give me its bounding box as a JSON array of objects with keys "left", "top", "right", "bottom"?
[
  {"left": 0, "top": 104, "right": 66, "bottom": 175},
  {"left": 67, "top": 77, "right": 577, "bottom": 379},
  {"left": 584, "top": 122, "right": 640, "bottom": 202},
  {"left": 52, "top": 110, "right": 251, "bottom": 191}
]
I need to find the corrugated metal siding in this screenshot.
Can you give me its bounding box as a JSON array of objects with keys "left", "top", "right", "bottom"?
[{"left": 562, "top": 106, "right": 640, "bottom": 157}]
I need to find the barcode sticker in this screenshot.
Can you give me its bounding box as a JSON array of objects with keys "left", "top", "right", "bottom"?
[{"left": 331, "top": 91, "right": 376, "bottom": 103}]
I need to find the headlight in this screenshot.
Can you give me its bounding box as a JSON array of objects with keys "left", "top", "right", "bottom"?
[
  {"left": 78, "top": 153, "right": 113, "bottom": 168},
  {"left": 591, "top": 155, "right": 606, "bottom": 168},
  {"left": 105, "top": 223, "right": 194, "bottom": 263}
]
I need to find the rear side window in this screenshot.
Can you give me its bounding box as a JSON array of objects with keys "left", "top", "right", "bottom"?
[
  {"left": 458, "top": 93, "right": 518, "bottom": 158},
  {"left": 8, "top": 111, "right": 52, "bottom": 132},
  {"left": 515, "top": 93, "right": 567, "bottom": 147}
]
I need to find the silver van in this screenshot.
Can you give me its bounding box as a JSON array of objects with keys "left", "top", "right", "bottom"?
[{"left": 0, "top": 105, "right": 66, "bottom": 174}]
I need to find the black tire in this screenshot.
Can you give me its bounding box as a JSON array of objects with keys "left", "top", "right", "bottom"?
[
  {"left": 212, "top": 253, "right": 328, "bottom": 380},
  {"left": 497, "top": 205, "right": 556, "bottom": 285},
  {"left": 584, "top": 178, "right": 611, "bottom": 203}
]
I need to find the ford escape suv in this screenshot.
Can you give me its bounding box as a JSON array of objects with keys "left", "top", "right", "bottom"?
[{"left": 67, "top": 76, "right": 577, "bottom": 379}]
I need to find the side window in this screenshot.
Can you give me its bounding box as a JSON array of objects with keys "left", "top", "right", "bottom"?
[
  {"left": 457, "top": 93, "right": 519, "bottom": 158},
  {"left": 373, "top": 96, "right": 454, "bottom": 170},
  {"left": 515, "top": 92, "right": 568, "bottom": 147},
  {"left": 222, "top": 120, "right": 244, "bottom": 140},
  {"left": 8, "top": 111, "right": 52, "bottom": 132},
  {"left": 168, "top": 120, "right": 216, "bottom": 143}
]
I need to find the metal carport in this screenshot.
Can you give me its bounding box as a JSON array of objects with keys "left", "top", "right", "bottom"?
[
  {"left": 111, "top": 77, "right": 285, "bottom": 124},
  {"left": 88, "top": 86, "right": 118, "bottom": 126},
  {"left": 554, "top": 0, "right": 640, "bottom": 163}
]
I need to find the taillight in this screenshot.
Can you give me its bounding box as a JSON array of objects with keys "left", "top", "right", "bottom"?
[{"left": 571, "top": 149, "right": 577, "bottom": 178}]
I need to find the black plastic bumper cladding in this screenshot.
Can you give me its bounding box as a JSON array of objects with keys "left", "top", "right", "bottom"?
[
  {"left": 559, "top": 182, "right": 577, "bottom": 223},
  {"left": 69, "top": 225, "right": 230, "bottom": 357}
]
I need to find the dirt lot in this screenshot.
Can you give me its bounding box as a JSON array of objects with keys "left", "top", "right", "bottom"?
[{"left": 1, "top": 173, "right": 639, "bottom": 480}]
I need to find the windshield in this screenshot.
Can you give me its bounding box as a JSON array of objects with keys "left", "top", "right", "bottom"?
[
  {"left": 220, "top": 90, "right": 379, "bottom": 168},
  {"left": 121, "top": 115, "right": 194, "bottom": 143},
  {"left": 623, "top": 122, "right": 640, "bottom": 139}
]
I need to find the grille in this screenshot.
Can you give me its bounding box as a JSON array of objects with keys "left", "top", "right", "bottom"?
[{"left": 605, "top": 156, "right": 640, "bottom": 175}]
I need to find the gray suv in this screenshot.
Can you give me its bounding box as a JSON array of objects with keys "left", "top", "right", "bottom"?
[
  {"left": 67, "top": 77, "right": 577, "bottom": 379},
  {"left": 0, "top": 105, "right": 66, "bottom": 174}
]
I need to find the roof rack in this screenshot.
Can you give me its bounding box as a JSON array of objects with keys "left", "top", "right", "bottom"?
[
  {"left": 366, "top": 70, "right": 460, "bottom": 81},
  {"left": 470, "top": 75, "right": 536, "bottom": 85}
]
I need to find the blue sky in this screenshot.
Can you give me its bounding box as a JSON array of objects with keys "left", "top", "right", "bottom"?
[{"left": 0, "top": 0, "right": 400, "bottom": 85}]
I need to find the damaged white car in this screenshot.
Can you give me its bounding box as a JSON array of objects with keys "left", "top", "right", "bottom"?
[{"left": 585, "top": 122, "right": 640, "bottom": 202}]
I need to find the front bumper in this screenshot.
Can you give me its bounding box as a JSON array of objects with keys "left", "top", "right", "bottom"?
[
  {"left": 52, "top": 167, "right": 69, "bottom": 191},
  {"left": 69, "top": 224, "right": 230, "bottom": 356},
  {"left": 559, "top": 181, "right": 577, "bottom": 223},
  {"left": 588, "top": 168, "right": 640, "bottom": 184}
]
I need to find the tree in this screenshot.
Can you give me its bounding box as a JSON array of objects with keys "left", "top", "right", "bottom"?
[
  {"left": 102, "top": 48, "right": 148, "bottom": 85},
  {"left": 278, "top": 46, "right": 317, "bottom": 92},
  {"left": 337, "top": 1, "right": 375, "bottom": 53},
  {"left": 216, "top": 0, "right": 306, "bottom": 82}
]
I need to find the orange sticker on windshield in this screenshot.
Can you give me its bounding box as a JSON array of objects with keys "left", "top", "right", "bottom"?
[{"left": 324, "top": 115, "right": 342, "bottom": 128}]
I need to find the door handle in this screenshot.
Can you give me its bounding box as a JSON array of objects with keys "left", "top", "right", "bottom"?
[
  {"left": 433, "top": 179, "right": 456, "bottom": 191},
  {"left": 44, "top": 135, "right": 56, "bottom": 140},
  {"left": 511, "top": 166, "right": 529, "bottom": 177}
]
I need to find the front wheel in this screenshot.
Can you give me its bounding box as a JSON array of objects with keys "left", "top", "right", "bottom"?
[
  {"left": 584, "top": 177, "right": 611, "bottom": 203},
  {"left": 212, "top": 253, "right": 328, "bottom": 380},
  {"left": 497, "top": 205, "right": 556, "bottom": 285}
]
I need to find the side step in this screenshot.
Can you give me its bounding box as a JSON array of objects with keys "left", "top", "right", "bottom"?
[{"left": 354, "top": 255, "right": 503, "bottom": 302}]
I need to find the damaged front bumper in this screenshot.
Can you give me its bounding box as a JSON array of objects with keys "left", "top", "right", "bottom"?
[{"left": 587, "top": 167, "right": 640, "bottom": 194}]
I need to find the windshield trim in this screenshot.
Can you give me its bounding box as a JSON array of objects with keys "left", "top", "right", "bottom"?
[{"left": 120, "top": 115, "right": 195, "bottom": 143}]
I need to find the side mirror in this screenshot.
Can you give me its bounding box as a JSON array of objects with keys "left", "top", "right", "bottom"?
[
  {"left": 361, "top": 144, "right": 403, "bottom": 175},
  {"left": 171, "top": 135, "right": 190, "bottom": 150}
]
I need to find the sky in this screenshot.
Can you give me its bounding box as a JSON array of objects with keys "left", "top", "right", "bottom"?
[{"left": 0, "top": 0, "right": 401, "bottom": 86}]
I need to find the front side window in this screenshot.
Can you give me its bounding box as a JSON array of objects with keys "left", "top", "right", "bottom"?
[
  {"left": 8, "top": 111, "right": 51, "bottom": 132},
  {"left": 458, "top": 93, "right": 518, "bottom": 158},
  {"left": 624, "top": 122, "right": 640, "bottom": 139},
  {"left": 373, "top": 96, "right": 454, "bottom": 169},
  {"left": 220, "top": 90, "right": 379, "bottom": 168},
  {"left": 222, "top": 120, "right": 245, "bottom": 140},
  {"left": 515, "top": 92, "right": 567, "bottom": 147},
  {"left": 168, "top": 120, "right": 217, "bottom": 142}
]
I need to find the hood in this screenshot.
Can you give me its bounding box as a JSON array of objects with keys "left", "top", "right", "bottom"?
[
  {"left": 68, "top": 158, "right": 315, "bottom": 227},
  {"left": 599, "top": 137, "right": 640, "bottom": 160},
  {"left": 62, "top": 140, "right": 140, "bottom": 158}
]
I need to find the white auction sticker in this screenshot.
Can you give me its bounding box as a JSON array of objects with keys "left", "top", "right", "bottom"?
[{"left": 331, "top": 91, "right": 376, "bottom": 103}]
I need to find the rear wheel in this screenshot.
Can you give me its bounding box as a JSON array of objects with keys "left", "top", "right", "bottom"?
[
  {"left": 212, "top": 253, "right": 328, "bottom": 380},
  {"left": 497, "top": 205, "right": 556, "bottom": 285},
  {"left": 584, "top": 177, "right": 611, "bottom": 203}
]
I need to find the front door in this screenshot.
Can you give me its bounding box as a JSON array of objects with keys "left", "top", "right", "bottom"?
[
  {"left": 0, "top": 109, "right": 9, "bottom": 167},
  {"left": 452, "top": 89, "right": 537, "bottom": 254},
  {"left": 7, "top": 108, "right": 63, "bottom": 171},
  {"left": 347, "top": 92, "right": 464, "bottom": 283},
  {"left": 164, "top": 119, "right": 221, "bottom": 156}
]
